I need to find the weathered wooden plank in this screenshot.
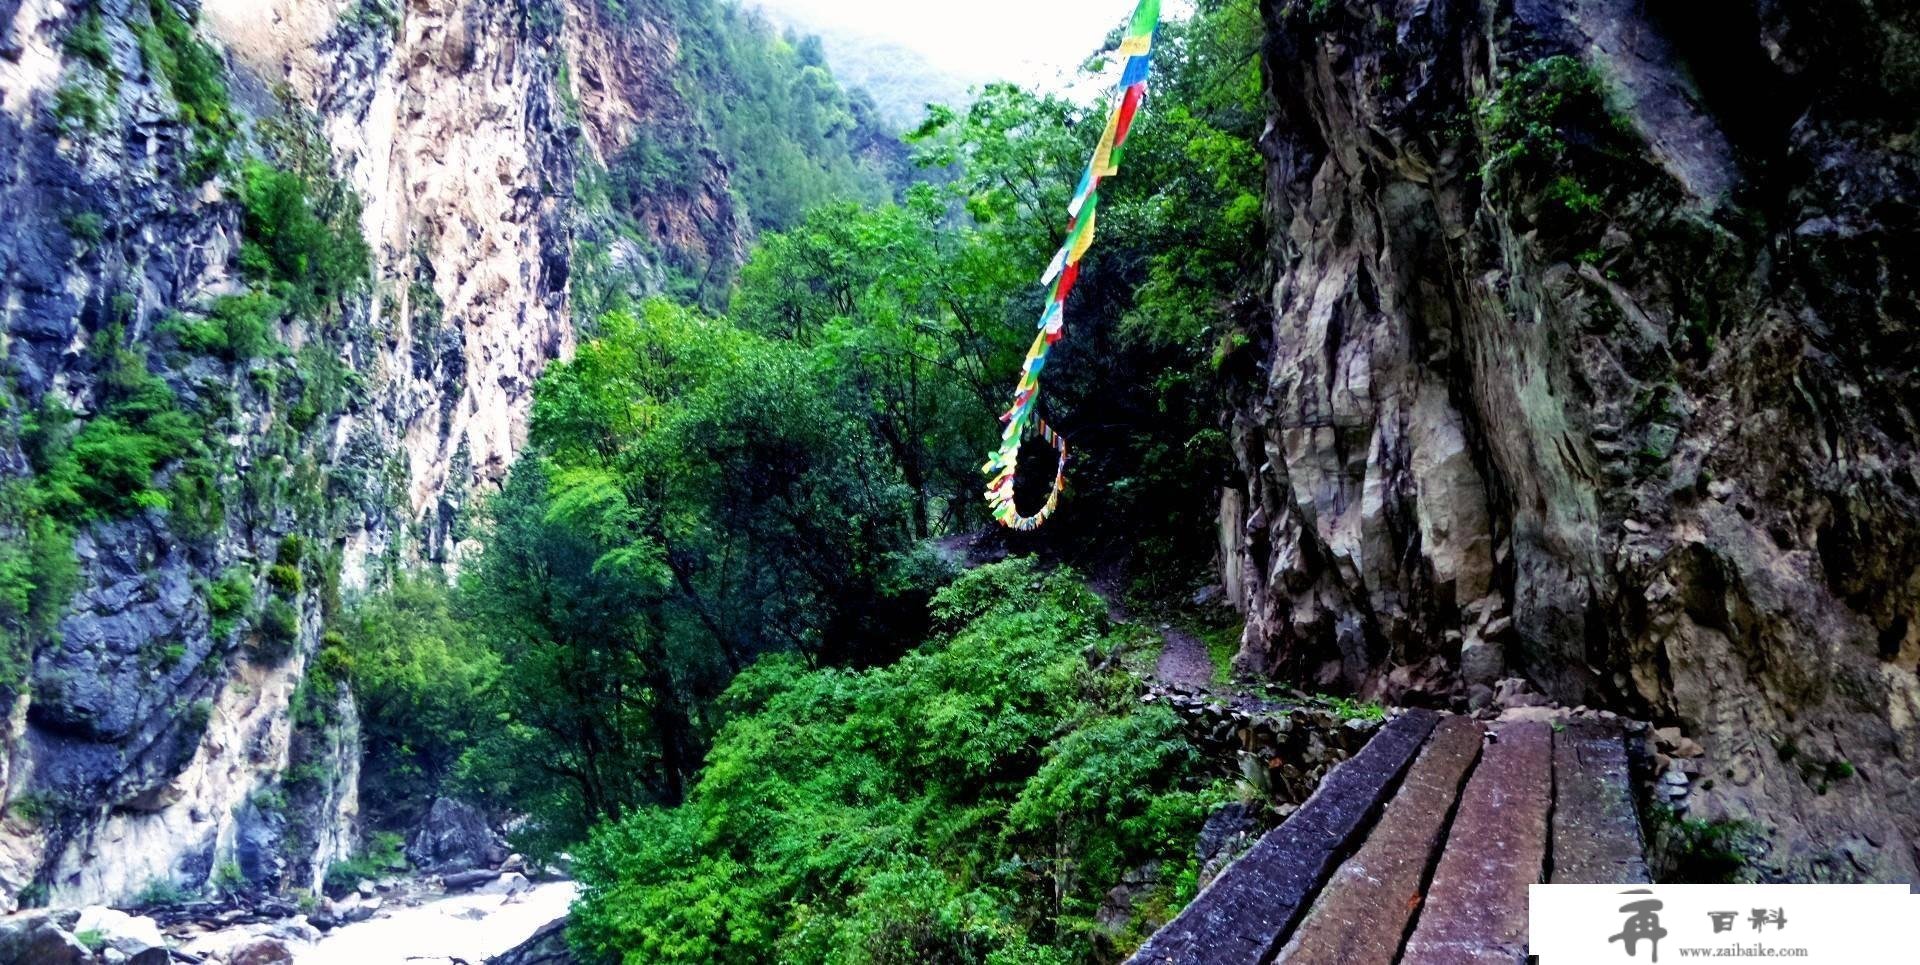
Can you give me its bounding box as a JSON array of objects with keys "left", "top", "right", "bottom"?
[
  {"left": 1126, "top": 709, "right": 1441, "bottom": 965},
  {"left": 1400, "top": 721, "right": 1552, "bottom": 965},
  {"left": 1272, "top": 716, "right": 1484, "bottom": 965},
  {"left": 1550, "top": 719, "right": 1651, "bottom": 884}
]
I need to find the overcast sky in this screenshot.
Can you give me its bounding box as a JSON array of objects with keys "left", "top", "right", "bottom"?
[{"left": 753, "top": 0, "right": 1161, "bottom": 90}]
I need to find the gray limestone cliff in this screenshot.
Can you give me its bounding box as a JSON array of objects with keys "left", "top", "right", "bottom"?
[
  {"left": 1222, "top": 0, "right": 1918, "bottom": 881},
  {"left": 0, "top": 0, "right": 748, "bottom": 910}
]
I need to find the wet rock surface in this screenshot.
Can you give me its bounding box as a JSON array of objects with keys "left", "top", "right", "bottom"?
[
  {"left": 407, "top": 798, "right": 505, "bottom": 875},
  {"left": 1275, "top": 716, "right": 1484, "bottom": 965},
  {"left": 1552, "top": 719, "right": 1653, "bottom": 884},
  {"left": 1225, "top": 0, "right": 1920, "bottom": 882},
  {"left": 1128, "top": 709, "right": 1439, "bottom": 964},
  {"left": 1400, "top": 722, "right": 1553, "bottom": 964}
]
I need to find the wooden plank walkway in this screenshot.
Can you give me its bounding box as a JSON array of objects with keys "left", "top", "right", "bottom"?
[{"left": 1127, "top": 714, "right": 1648, "bottom": 965}]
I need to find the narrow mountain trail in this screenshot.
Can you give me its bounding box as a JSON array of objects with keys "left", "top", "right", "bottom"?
[
  {"left": 1151, "top": 626, "right": 1214, "bottom": 691},
  {"left": 1086, "top": 564, "right": 1216, "bottom": 691},
  {"left": 1128, "top": 715, "right": 1651, "bottom": 964}
]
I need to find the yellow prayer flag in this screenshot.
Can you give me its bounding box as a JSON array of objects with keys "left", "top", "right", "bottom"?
[
  {"left": 1092, "top": 102, "right": 1123, "bottom": 176},
  {"left": 1068, "top": 207, "right": 1098, "bottom": 263}
]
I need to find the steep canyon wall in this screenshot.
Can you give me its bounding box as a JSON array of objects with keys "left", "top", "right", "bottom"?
[
  {"left": 1225, "top": 0, "right": 1918, "bottom": 880},
  {"left": 0, "top": 0, "right": 745, "bottom": 909}
]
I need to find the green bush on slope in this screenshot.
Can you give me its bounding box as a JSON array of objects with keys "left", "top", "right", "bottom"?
[{"left": 570, "top": 558, "right": 1228, "bottom": 964}]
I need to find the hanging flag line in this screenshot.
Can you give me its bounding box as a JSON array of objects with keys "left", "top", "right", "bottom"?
[{"left": 982, "top": 0, "right": 1161, "bottom": 531}]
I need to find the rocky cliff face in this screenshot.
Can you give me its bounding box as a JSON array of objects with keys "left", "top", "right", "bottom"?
[
  {"left": 0, "top": 0, "right": 746, "bottom": 910},
  {"left": 1224, "top": 0, "right": 1917, "bottom": 881}
]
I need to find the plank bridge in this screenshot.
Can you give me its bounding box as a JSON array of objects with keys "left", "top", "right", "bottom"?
[{"left": 1129, "top": 711, "right": 1650, "bottom": 964}]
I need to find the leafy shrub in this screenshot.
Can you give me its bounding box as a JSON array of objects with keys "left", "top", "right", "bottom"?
[
  {"left": 323, "top": 831, "right": 407, "bottom": 895},
  {"left": 267, "top": 563, "right": 302, "bottom": 594},
  {"left": 336, "top": 573, "right": 499, "bottom": 828},
  {"left": 255, "top": 596, "right": 300, "bottom": 661},
  {"left": 50, "top": 81, "right": 106, "bottom": 135},
  {"left": 63, "top": 12, "right": 113, "bottom": 71},
  {"left": 64, "top": 211, "right": 105, "bottom": 244},
  {"left": 156, "top": 641, "right": 187, "bottom": 670},
  {"left": 211, "top": 860, "right": 247, "bottom": 898},
  {"left": 132, "top": 0, "right": 234, "bottom": 179},
  {"left": 238, "top": 161, "right": 371, "bottom": 316},
  {"left": 162, "top": 291, "right": 284, "bottom": 361},
  {"left": 208, "top": 565, "right": 254, "bottom": 639},
  {"left": 25, "top": 329, "right": 205, "bottom": 521},
  {"left": 134, "top": 876, "right": 189, "bottom": 908},
  {"left": 570, "top": 559, "right": 1225, "bottom": 964},
  {"left": 5, "top": 794, "right": 54, "bottom": 824}
]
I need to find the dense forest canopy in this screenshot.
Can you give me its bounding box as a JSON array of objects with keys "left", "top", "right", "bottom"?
[{"left": 334, "top": 0, "right": 1269, "bottom": 959}]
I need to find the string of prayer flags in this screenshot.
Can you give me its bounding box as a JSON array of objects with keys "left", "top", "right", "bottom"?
[{"left": 982, "top": 0, "right": 1160, "bottom": 531}]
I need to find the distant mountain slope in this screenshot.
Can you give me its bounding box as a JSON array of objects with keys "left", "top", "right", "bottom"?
[{"left": 748, "top": 3, "right": 981, "bottom": 126}]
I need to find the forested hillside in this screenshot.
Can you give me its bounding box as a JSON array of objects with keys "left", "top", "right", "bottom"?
[
  {"left": 4, "top": 0, "right": 1917, "bottom": 961},
  {"left": 338, "top": 5, "right": 1270, "bottom": 957}
]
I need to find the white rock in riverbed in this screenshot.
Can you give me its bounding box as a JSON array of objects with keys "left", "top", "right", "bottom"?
[{"left": 74, "top": 906, "right": 167, "bottom": 955}]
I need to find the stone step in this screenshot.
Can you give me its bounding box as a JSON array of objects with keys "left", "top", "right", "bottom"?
[
  {"left": 1400, "top": 721, "right": 1552, "bottom": 965},
  {"left": 1550, "top": 720, "right": 1651, "bottom": 884},
  {"left": 1127, "top": 709, "right": 1441, "bottom": 965},
  {"left": 1273, "top": 715, "right": 1485, "bottom": 965}
]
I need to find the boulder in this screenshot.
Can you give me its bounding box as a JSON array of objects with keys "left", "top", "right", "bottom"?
[
  {"left": 478, "top": 872, "right": 531, "bottom": 896},
  {"left": 486, "top": 916, "right": 575, "bottom": 965},
  {"left": 0, "top": 912, "right": 89, "bottom": 965},
  {"left": 74, "top": 906, "right": 167, "bottom": 956},
  {"left": 265, "top": 917, "right": 323, "bottom": 943},
  {"left": 335, "top": 894, "right": 378, "bottom": 924},
  {"left": 229, "top": 936, "right": 294, "bottom": 965},
  {"left": 407, "top": 798, "right": 504, "bottom": 873}
]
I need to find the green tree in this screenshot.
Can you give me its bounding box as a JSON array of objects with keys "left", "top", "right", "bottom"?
[
  {"left": 569, "top": 559, "right": 1225, "bottom": 964},
  {"left": 336, "top": 573, "right": 501, "bottom": 828}
]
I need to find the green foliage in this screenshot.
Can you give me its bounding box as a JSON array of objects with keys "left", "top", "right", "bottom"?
[
  {"left": 255, "top": 596, "right": 300, "bottom": 662},
  {"left": 22, "top": 329, "right": 211, "bottom": 523},
  {"left": 161, "top": 291, "right": 285, "bottom": 361},
  {"left": 184, "top": 698, "right": 213, "bottom": 731},
  {"left": 622, "top": 0, "right": 895, "bottom": 233},
  {"left": 731, "top": 191, "right": 1024, "bottom": 535},
  {"left": 1649, "top": 806, "right": 1762, "bottom": 883},
  {"left": 208, "top": 565, "right": 254, "bottom": 639},
  {"left": 335, "top": 573, "right": 501, "bottom": 827},
  {"left": 324, "top": 831, "right": 406, "bottom": 895},
  {"left": 0, "top": 470, "right": 80, "bottom": 693},
  {"left": 74, "top": 929, "right": 106, "bottom": 953},
  {"left": 133, "top": 876, "right": 189, "bottom": 908},
  {"left": 1475, "top": 54, "right": 1639, "bottom": 222},
  {"left": 131, "top": 0, "right": 235, "bottom": 180},
  {"left": 267, "top": 563, "right": 302, "bottom": 594},
  {"left": 571, "top": 560, "right": 1222, "bottom": 963},
  {"left": 64, "top": 211, "right": 105, "bottom": 244},
  {"left": 340, "top": 0, "right": 402, "bottom": 37},
  {"left": 50, "top": 80, "right": 107, "bottom": 135},
  {"left": 1319, "top": 695, "right": 1387, "bottom": 722},
  {"left": 237, "top": 160, "right": 372, "bottom": 317},
  {"left": 899, "top": 1, "right": 1261, "bottom": 584},
  {"left": 63, "top": 11, "right": 113, "bottom": 71},
  {"left": 211, "top": 860, "right": 247, "bottom": 898},
  {"left": 156, "top": 641, "right": 187, "bottom": 670},
  {"left": 5, "top": 794, "right": 54, "bottom": 824}
]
